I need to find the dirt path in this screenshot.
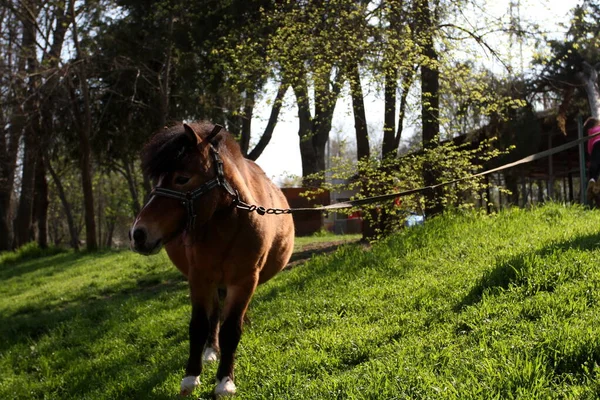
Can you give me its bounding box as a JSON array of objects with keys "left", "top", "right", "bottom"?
[{"left": 286, "top": 239, "right": 364, "bottom": 269}]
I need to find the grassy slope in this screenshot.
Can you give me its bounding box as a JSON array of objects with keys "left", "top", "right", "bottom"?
[{"left": 2, "top": 205, "right": 600, "bottom": 399}]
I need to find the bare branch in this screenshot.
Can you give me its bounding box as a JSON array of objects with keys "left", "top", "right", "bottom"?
[{"left": 438, "top": 23, "right": 512, "bottom": 74}]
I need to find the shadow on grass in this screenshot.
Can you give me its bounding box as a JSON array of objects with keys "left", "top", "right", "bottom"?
[
  {"left": 1, "top": 272, "right": 187, "bottom": 346},
  {"left": 455, "top": 231, "right": 600, "bottom": 311},
  {"left": 0, "top": 250, "right": 115, "bottom": 281},
  {"left": 1, "top": 272, "right": 192, "bottom": 400}
]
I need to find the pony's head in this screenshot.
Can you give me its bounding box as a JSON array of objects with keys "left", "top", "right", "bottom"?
[{"left": 130, "top": 122, "right": 234, "bottom": 255}]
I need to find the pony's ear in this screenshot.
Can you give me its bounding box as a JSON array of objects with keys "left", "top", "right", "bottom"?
[
  {"left": 205, "top": 124, "right": 223, "bottom": 143},
  {"left": 183, "top": 123, "right": 201, "bottom": 145}
]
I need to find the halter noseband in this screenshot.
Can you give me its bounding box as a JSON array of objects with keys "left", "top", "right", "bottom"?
[{"left": 147, "top": 127, "right": 238, "bottom": 234}]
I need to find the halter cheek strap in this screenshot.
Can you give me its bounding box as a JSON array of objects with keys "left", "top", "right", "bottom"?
[{"left": 148, "top": 144, "right": 238, "bottom": 234}]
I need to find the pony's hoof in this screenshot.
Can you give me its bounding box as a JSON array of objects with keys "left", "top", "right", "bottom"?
[
  {"left": 180, "top": 375, "right": 199, "bottom": 396},
  {"left": 215, "top": 376, "right": 236, "bottom": 397},
  {"left": 202, "top": 347, "right": 219, "bottom": 363}
]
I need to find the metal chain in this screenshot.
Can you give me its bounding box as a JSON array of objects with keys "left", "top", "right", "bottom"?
[{"left": 234, "top": 198, "right": 292, "bottom": 215}]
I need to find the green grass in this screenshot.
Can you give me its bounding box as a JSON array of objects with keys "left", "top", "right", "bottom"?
[{"left": 3, "top": 204, "right": 600, "bottom": 399}]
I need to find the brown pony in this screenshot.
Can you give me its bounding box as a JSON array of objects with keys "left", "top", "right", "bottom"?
[{"left": 129, "top": 121, "right": 294, "bottom": 397}]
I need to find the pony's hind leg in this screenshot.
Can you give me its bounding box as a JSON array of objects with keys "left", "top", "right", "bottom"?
[
  {"left": 214, "top": 279, "right": 257, "bottom": 397},
  {"left": 203, "top": 290, "right": 221, "bottom": 363}
]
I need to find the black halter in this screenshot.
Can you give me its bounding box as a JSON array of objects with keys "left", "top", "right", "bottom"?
[{"left": 148, "top": 144, "right": 238, "bottom": 233}]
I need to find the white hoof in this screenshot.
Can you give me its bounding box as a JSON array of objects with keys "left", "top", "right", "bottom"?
[
  {"left": 180, "top": 375, "right": 199, "bottom": 397},
  {"left": 202, "top": 347, "right": 219, "bottom": 363},
  {"left": 215, "top": 376, "right": 236, "bottom": 397}
]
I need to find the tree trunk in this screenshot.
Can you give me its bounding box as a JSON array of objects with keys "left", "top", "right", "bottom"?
[
  {"left": 158, "top": 14, "right": 174, "bottom": 128},
  {"left": 105, "top": 220, "right": 115, "bottom": 248},
  {"left": 504, "top": 171, "right": 519, "bottom": 206},
  {"left": 349, "top": 62, "right": 378, "bottom": 240},
  {"left": 46, "top": 157, "right": 79, "bottom": 250},
  {"left": 13, "top": 125, "right": 38, "bottom": 248},
  {"left": 69, "top": 2, "right": 97, "bottom": 251},
  {"left": 123, "top": 160, "right": 141, "bottom": 216},
  {"left": 0, "top": 23, "right": 27, "bottom": 250},
  {"left": 0, "top": 114, "right": 21, "bottom": 249},
  {"left": 293, "top": 75, "right": 319, "bottom": 186},
  {"left": 395, "top": 68, "right": 416, "bottom": 151},
  {"left": 34, "top": 149, "right": 49, "bottom": 248},
  {"left": 11, "top": 1, "right": 40, "bottom": 249},
  {"left": 418, "top": 0, "right": 442, "bottom": 217},
  {"left": 76, "top": 86, "right": 97, "bottom": 252},
  {"left": 97, "top": 176, "right": 103, "bottom": 248},
  {"left": 349, "top": 62, "right": 370, "bottom": 161},
  {"left": 30, "top": 0, "right": 72, "bottom": 250},
  {"left": 293, "top": 68, "right": 342, "bottom": 187},
  {"left": 247, "top": 82, "right": 288, "bottom": 161},
  {"left": 382, "top": 66, "right": 397, "bottom": 157},
  {"left": 239, "top": 91, "right": 254, "bottom": 156}
]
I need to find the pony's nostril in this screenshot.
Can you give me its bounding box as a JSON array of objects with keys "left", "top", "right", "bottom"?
[{"left": 132, "top": 228, "right": 147, "bottom": 244}]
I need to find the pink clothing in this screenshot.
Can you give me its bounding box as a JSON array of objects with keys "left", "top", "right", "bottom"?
[{"left": 588, "top": 126, "right": 600, "bottom": 155}]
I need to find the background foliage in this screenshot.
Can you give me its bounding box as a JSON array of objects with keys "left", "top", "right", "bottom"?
[{"left": 0, "top": 0, "right": 598, "bottom": 250}]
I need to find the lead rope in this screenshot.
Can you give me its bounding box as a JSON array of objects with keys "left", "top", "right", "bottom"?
[{"left": 236, "top": 128, "right": 600, "bottom": 215}]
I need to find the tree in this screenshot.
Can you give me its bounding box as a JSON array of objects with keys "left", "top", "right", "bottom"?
[
  {"left": 11, "top": 0, "right": 42, "bottom": 249},
  {"left": 268, "top": 0, "right": 370, "bottom": 186},
  {"left": 66, "top": 0, "right": 97, "bottom": 251},
  {"left": 1, "top": 0, "right": 79, "bottom": 250},
  {"left": 532, "top": 2, "right": 600, "bottom": 127},
  {"left": 0, "top": 3, "right": 27, "bottom": 250}
]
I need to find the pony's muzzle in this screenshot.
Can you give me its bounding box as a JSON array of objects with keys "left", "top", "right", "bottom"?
[
  {"left": 130, "top": 226, "right": 161, "bottom": 255},
  {"left": 132, "top": 227, "right": 147, "bottom": 244}
]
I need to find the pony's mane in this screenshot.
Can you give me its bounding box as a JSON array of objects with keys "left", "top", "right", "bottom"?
[{"left": 141, "top": 121, "right": 243, "bottom": 179}]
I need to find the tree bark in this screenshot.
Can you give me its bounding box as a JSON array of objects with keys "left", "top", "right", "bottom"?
[
  {"left": 348, "top": 61, "right": 381, "bottom": 240},
  {"left": 32, "top": 0, "right": 72, "bottom": 250},
  {"left": 382, "top": 66, "right": 397, "bottom": 157},
  {"left": 349, "top": 62, "right": 370, "bottom": 161},
  {"left": 69, "top": 1, "right": 97, "bottom": 251},
  {"left": 158, "top": 13, "right": 174, "bottom": 128},
  {"left": 293, "top": 68, "right": 342, "bottom": 187},
  {"left": 0, "top": 98, "right": 23, "bottom": 251},
  {"left": 0, "top": 10, "right": 27, "bottom": 250},
  {"left": 46, "top": 157, "right": 79, "bottom": 250},
  {"left": 239, "top": 91, "right": 255, "bottom": 156},
  {"left": 12, "top": 125, "right": 37, "bottom": 248},
  {"left": 417, "top": 0, "right": 442, "bottom": 217},
  {"left": 293, "top": 74, "right": 318, "bottom": 186},
  {"left": 395, "top": 68, "right": 416, "bottom": 151},
  {"left": 12, "top": 2, "right": 40, "bottom": 249},
  {"left": 123, "top": 159, "right": 141, "bottom": 216},
  {"left": 33, "top": 148, "right": 49, "bottom": 248}
]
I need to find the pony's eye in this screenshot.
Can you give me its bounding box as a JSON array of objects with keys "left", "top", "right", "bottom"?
[{"left": 174, "top": 176, "right": 190, "bottom": 185}]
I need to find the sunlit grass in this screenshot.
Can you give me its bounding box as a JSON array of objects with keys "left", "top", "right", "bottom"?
[{"left": 3, "top": 204, "right": 600, "bottom": 399}]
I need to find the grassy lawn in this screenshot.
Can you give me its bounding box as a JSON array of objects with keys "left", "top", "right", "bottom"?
[{"left": 3, "top": 204, "right": 600, "bottom": 399}]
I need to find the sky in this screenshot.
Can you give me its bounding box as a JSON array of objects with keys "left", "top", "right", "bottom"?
[{"left": 251, "top": 0, "right": 582, "bottom": 185}]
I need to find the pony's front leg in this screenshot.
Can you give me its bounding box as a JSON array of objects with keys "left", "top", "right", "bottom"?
[
  {"left": 203, "top": 290, "right": 221, "bottom": 363},
  {"left": 180, "top": 280, "right": 215, "bottom": 397},
  {"left": 214, "top": 278, "right": 258, "bottom": 397}
]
